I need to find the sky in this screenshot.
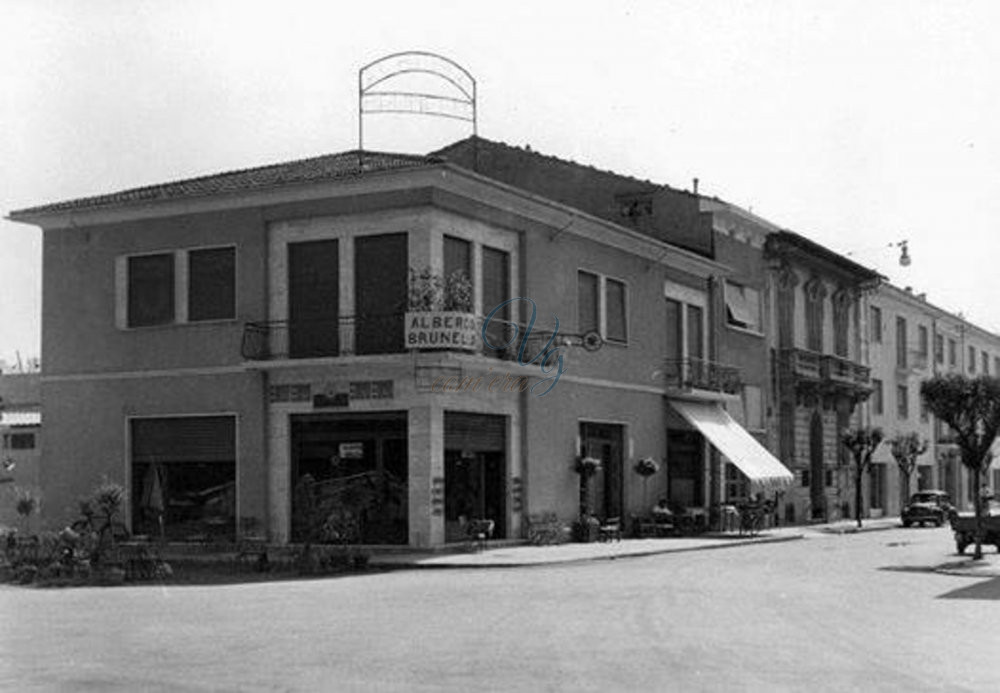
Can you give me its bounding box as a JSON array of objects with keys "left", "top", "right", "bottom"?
[{"left": 2, "top": 0, "right": 999, "bottom": 368}]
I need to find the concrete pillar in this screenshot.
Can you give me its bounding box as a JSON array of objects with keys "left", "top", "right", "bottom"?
[
  {"left": 267, "top": 410, "right": 290, "bottom": 543},
  {"left": 408, "top": 403, "right": 444, "bottom": 547}
]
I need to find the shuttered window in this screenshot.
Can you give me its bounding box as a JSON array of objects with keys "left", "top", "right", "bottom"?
[
  {"left": 132, "top": 416, "right": 236, "bottom": 463},
  {"left": 188, "top": 247, "right": 236, "bottom": 322},
  {"left": 128, "top": 253, "right": 174, "bottom": 327}
]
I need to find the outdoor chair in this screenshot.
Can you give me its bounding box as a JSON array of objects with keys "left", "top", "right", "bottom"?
[
  {"left": 465, "top": 518, "right": 495, "bottom": 552},
  {"left": 598, "top": 516, "right": 622, "bottom": 542}
]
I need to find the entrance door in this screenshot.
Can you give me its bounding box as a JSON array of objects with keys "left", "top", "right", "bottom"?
[
  {"left": 444, "top": 412, "right": 507, "bottom": 542},
  {"left": 809, "top": 411, "right": 826, "bottom": 520},
  {"left": 667, "top": 429, "right": 703, "bottom": 510},
  {"left": 288, "top": 239, "right": 339, "bottom": 358},
  {"left": 580, "top": 422, "right": 624, "bottom": 519}
]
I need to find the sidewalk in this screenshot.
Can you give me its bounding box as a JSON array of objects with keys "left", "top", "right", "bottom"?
[
  {"left": 368, "top": 516, "right": 918, "bottom": 570},
  {"left": 369, "top": 526, "right": 807, "bottom": 570}
]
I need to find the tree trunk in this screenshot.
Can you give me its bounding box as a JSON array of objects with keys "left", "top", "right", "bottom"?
[
  {"left": 973, "top": 469, "right": 984, "bottom": 560},
  {"left": 855, "top": 464, "right": 863, "bottom": 529},
  {"left": 899, "top": 469, "right": 911, "bottom": 517}
]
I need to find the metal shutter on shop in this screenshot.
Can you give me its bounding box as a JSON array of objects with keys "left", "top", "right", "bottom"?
[
  {"left": 444, "top": 412, "right": 506, "bottom": 453},
  {"left": 131, "top": 416, "right": 236, "bottom": 463}
]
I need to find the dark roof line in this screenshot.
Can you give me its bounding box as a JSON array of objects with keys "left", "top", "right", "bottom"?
[
  {"left": 433, "top": 135, "right": 686, "bottom": 196},
  {"left": 9, "top": 149, "right": 440, "bottom": 219}
]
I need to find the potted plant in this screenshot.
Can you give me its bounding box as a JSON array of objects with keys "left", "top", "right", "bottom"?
[
  {"left": 405, "top": 267, "right": 478, "bottom": 352},
  {"left": 633, "top": 457, "right": 660, "bottom": 510}
]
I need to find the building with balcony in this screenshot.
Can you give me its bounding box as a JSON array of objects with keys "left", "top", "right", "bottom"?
[
  {"left": 865, "top": 284, "right": 1000, "bottom": 515},
  {"left": 764, "top": 231, "right": 881, "bottom": 522},
  {"left": 10, "top": 143, "right": 794, "bottom": 546}
]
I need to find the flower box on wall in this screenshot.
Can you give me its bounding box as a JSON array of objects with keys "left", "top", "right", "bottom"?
[{"left": 405, "top": 311, "right": 479, "bottom": 352}]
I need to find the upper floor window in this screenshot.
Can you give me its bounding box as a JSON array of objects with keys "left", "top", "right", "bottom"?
[
  {"left": 934, "top": 333, "right": 944, "bottom": 364},
  {"left": 444, "top": 235, "right": 472, "bottom": 285},
  {"left": 127, "top": 253, "right": 175, "bottom": 327},
  {"left": 664, "top": 279, "right": 706, "bottom": 366},
  {"left": 995, "top": 356, "right": 1000, "bottom": 377},
  {"left": 121, "top": 246, "right": 236, "bottom": 328},
  {"left": 804, "top": 279, "right": 825, "bottom": 352},
  {"left": 832, "top": 290, "right": 850, "bottom": 357},
  {"left": 872, "top": 378, "right": 884, "bottom": 416},
  {"left": 188, "top": 247, "right": 236, "bottom": 322},
  {"left": 917, "top": 325, "right": 929, "bottom": 362},
  {"left": 870, "top": 306, "right": 883, "bottom": 342},
  {"left": 895, "top": 317, "right": 907, "bottom": 369},
  {"left": 982, "top": 351, "right": 989, "bottom": 375},
  {"left": 724, "top": 281, "right": 762, "bottom": 333},
  {"left": 949, "top": 338, "right": 957, "bottom": 366},
  {"left": 897, "top": 384, "right": 909, "bottom": 419},
  {"left": 578, "top": 270, "right": 628, "bottom": 344},
  {"left": 969, "top": 346, "right": 976, "bottom": 373}
]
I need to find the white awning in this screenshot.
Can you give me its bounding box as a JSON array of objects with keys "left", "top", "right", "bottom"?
[
  {"left": 0, "top": 411, "right": 41, "bottom": 427},
  {"left": 670, "top": 400, "right": 793, "bottom": 489}
]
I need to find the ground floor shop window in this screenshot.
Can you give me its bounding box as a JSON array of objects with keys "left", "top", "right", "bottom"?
[
  {"left": 445, "top": 412, "right": 507, "bottom": 543},
  {"left": 724, "top": 462, "right": 748, "bottom": 504},
  {"left": 130, "top": 416, "right": 236, "bottom": 542},
  {"left": 667, "top": 429, "right": 702, "bottom": 511},
  {"left": 291, "top": 412, "right": 408, "bottom": 545}
]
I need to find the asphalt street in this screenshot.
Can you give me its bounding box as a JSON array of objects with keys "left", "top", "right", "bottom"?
[{"left": 1, "top": 526, "right": 998, "bottom": 692}]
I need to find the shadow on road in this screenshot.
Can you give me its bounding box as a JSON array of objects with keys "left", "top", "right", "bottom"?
[{"left": 937, "top": 576, "right": 1000, "bottom": 600}]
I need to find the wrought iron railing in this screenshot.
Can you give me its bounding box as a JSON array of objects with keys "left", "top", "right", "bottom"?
[
  {"left": 821, "top": 354, "right": 871, "bottom": 385},
  {"left": 662, "top": 358, "right": 742, "bottom": 394},
  {"left": 241, "top": 314, "right": 521, "bottom": 361}
]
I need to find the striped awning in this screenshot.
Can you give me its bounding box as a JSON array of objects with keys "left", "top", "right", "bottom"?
[
  {"left": 669, "top": 400, "right": 793, "bottom": 489},
  {"left": 0, "top": 411, "right": 41, "bottom": 427}
]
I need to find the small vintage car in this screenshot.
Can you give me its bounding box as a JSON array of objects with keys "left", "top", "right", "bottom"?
[
  {"left": 901, "top": 490, "right": 955, "bottom": 527},
  {"left": 950, "top": 498, "right": 1000, "bottom": 555}
]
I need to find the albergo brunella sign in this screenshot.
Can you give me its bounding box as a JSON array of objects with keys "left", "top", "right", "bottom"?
[{"left": 405, "top": 311, "right": 479, "bottom": 351}]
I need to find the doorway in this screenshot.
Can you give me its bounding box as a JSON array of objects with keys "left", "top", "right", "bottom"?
[
  {"left": 580, "top": 422, "right": 624, "bottom": 519},
  {"left": 444, "top": 412, "right": 507, "bottom": 542},
  {"left": 667, "top": 429, "right": 703, "bottom": 510}
]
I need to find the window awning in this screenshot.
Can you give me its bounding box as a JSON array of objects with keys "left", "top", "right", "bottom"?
[{"left": 670, "top": 400, "right": 793, "bottom": 489}]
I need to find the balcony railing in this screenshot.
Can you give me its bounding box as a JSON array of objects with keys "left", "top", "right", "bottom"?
[
  {"left": 821, "top": 354, "right": 871, "bottom": 385},
  {"left": 662, "top": 358, "right": 742, "bottom": 395},
  {"left": 242, "top": 314, "right": 517, "bottom": 361},
  {"left": 780, "top": 348, "right": 822, "bottom": 380}
]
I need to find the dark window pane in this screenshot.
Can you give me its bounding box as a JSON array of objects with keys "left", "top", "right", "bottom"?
[
  {"left": 687, "top": 305, "right": 704, "bottom": 360},
  {"left": 288, "top": 239, "right": 339, "bottom": 358},
  {"left": 188, "top": 247, "right": 235, "bottom": 322},
  {"left": 664, "top": 299, "right": 682, "bottom": 362},
  {"left": 128, "top": 253, "right": 174, "bottom": 327},
  {"left": 355, "top": 233, "right": 408, "bottom": 355},
  {"left": 896, "top": 317, "right": 907, "bottom": 368},
  {"left": 605, "top": 279, "right": 627, "bottom": 342},
  {"left": 444, "top": 236, "right": 472, "bottom": 283},
  {"left": 482, "top": 246, "right": 510, "bottom": 356},
  {"left": 577, "top": 271, "right": 599, "bottom": 334}
]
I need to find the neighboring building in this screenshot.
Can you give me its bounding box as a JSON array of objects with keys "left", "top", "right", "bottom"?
[
  {"left": 763, "top": 232, "right": 881, "bottom": 523},
  {"left": 865, "top": 285, "right": 1000, "bottom": 515},
  {"left": 9, "top": 146, "right": 793, "bottom": 546},
  {"left": 0, "top": 373, "right": 42, "bottom": 529}
]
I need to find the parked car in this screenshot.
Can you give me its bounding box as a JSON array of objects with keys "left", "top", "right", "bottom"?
[
  {"left": 950, "top": 497, "right": 1000, "bottom": 554},
  {"left": 901, "top": 490, "right": 954, "bottom": 527}
]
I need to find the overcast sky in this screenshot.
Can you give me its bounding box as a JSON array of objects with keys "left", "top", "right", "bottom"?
[{"left": 2, "top": 0, "right": 999, "bottom": 368}]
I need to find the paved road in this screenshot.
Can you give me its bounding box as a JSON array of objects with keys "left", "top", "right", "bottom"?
[{"left": 2, "top": 526, "right": 998, "bottom": 692}]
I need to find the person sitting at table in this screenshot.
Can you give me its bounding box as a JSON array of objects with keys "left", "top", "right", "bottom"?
[{"left": 651, "top": 497, "right": 674, "bottom": 524}]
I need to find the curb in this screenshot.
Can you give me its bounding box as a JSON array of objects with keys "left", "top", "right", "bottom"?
[{"left": 371, "top": 533, "right": 806, "bottom": 570}]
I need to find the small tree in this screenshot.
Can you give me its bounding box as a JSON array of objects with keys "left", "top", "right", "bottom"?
[
  {"left": 921, "top": 374, "right": 1000, "bottom": 560},
  {"left": 889, "top": 432, "right": 929, "bottom": 513},
  {"left": 14, "top": 487, "right": 38, "bottom": 535},
  {"left": 841, "top": 427, "right": 884, "bottom": 528}
]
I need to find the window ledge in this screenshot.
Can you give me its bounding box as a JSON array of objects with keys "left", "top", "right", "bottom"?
[
  {"left": 725, "top": 323, "right": 764, "bottom": 338},
  {"left": 121, "top": 317, "right": 239, "bottom": 332}
]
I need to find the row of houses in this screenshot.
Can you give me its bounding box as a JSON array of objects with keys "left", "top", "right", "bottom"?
[{"left": 6, "top": 136, "right": 999, "bottom": 546}]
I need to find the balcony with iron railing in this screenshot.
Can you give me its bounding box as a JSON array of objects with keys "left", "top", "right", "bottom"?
[
  {"left": 661, "top": 358, "right": 742, "bottom": 395},
  {"left": 241, "top": 314, "right": 518, "bottom": 361},
  {"left": 821, "top": 354, "right": 871, "bottom": 385}
]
